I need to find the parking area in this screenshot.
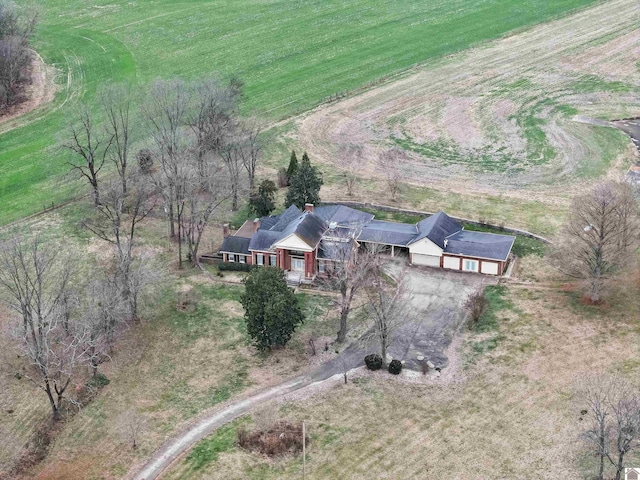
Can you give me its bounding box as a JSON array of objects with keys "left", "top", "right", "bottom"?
[{"left": 385, "top": 262, "right": 496, "bottom": 370}]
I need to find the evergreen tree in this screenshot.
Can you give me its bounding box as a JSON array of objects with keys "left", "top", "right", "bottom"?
[
  {"left": 249, "top": 179, "right": 277, "bottom": 217},
  {"left": 285, "top": 152, "right": 323, "bottom": 209},
  {"left": 286, "top": 150, "right": 299, "bottom": 181},
  {"left": 240, "top": 267, "right": 304, "bottom": 351}
]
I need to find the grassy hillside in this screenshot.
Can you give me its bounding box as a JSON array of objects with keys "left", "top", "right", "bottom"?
[{"left": 0, "top": 0, "right": 600, "bottom": 225}]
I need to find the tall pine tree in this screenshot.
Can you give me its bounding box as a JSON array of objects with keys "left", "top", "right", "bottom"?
[
  {"left": 285, "top": 152, "right": 323, "bottom": 209},
  {"left": 286, "top": 150, "right": 299, "bottom": 181}
]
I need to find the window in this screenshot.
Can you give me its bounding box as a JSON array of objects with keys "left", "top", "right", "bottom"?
[
  {"left": 257, "top": 254, "right": 264, "bottom": 266},
  {"left": 463, "top": 259, "right": 478, "bottom": 272},
  {"left": 318, "top": 261, "right": 325, "bottom": 273},
  {"left": 228, "top": 254, "right": 235, "bottom": 263},
  {"left": 270, "top": 255, "right": 277, "bottom": 266},
  {"left": 239, "top": 255, "right": 246, "bottom": 264}
]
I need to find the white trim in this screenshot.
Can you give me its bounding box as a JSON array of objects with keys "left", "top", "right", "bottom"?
[{"left": 274, "top": 233, "right": 315, "bottom": 252}]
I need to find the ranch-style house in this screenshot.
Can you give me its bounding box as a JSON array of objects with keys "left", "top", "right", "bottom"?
[{"left": 220, "top": 204, "right": 515, "bottom": 282}]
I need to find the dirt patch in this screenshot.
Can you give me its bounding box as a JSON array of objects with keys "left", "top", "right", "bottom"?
[{"left": 0, "top": 50, "right": 57, "bottom": 127}]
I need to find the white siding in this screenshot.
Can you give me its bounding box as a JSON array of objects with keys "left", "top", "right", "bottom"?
[
  {"left": 409, "top": 238, "right": 443, "bottom": 256},
  {"left": 443, "top": 256, "right": 460, "bottom": 270},
  {"left": 274, "top": 234, "right": 313, "bottom": 252},
  {"left": 481, "top": 261, "right": 499, "bottom": 275},
  {"left": 412, "top": 254, "right": 440, "bottom": 267}
]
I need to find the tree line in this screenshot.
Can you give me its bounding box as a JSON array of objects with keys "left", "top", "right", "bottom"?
[
  {"left": 64, "top": 78, "right": 263, "bottom": 269},
  {"left": 0, "top": 0, "right": 38, "bottom": 107}
]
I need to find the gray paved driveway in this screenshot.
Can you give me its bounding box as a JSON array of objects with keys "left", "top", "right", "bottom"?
[{"left": 384, "top": 262, "right": 495, "bottom": 370}]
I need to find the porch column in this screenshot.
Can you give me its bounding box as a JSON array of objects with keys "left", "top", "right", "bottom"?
[{"left": 391, "top": 245, "right": 395, "bottom": 257}]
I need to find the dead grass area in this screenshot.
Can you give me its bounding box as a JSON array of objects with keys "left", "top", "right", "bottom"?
[{"left": 169, "top": 255, "right": 640, "bottom": 479}]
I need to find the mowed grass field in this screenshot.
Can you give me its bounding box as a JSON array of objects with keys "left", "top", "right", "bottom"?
[{"left": 0, "top": 0, "right": 601, "bottom": 225}]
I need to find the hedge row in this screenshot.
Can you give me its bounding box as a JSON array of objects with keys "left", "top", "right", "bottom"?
[{"left": 217, "top": 262, "right": 257, "bottom": 272}]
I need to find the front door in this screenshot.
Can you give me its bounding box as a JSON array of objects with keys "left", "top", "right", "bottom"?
[{"left": 291, "top": 257, "right": 305, "bottom": 272}]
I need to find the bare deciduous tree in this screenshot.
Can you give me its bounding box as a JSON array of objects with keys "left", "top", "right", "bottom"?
[
  {"left": 580, "top": 374, "right": 640, "bottom": 480},
  {"left": 220, "top": 140, "right": 245, "bottom": 212},
  {"left": 64, "top": 107, "right": 112, "bottom": 206},
  {"left": 337, "top": 144, "right": 361, "bottom": 196},
  {"left": 363, "top": 265, "right": 412, "bottom": 367},
  {"left": 81, "top": 276, "right": 128, "bottom": 377},
  {"left": 0, "top": 238, "right": 85, "bottom": 420},
  {"left": 182, "top": 159, "right": 228, "bottom": 267},
  {"left": 189, "top": 78, "right": 240, "bottom": 175},
  {"left": 101, "top": 83, "right": 133, "bottom": 194},
  {"left": 238, "top": 118, "right": 263, "bottom": 191},
  {"left": 378, "top": 148, "right": 403, "bottom": 201},
  {"left": 319, "top": 226, "right": 375, "bottom": 343},
  {"left": 554, "top": 181, "right": 640, "bottom": 303},
  {"left": 83, "top": 173, "right": 155, "bottom": 318},
  {"left": 143, "top": 78, "right": 191, "bottom": 238}
]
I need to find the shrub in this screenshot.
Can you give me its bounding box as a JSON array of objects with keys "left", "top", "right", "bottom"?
[
  {"left": 237, "top": 421, "right": 307, "bottom": 457},
  {"left": 218, "top": 262, "right": 255, "bottom": 272},
  {"left": 388, "top": 359, "right": 402, "bottom": 375},
  {"left": 364, "top": 353, "right": 383, "bottom": 371},
  {"left": 277, "top": 167, "right": 289, "bottom": 188},
  {"left": 136, "top": 148, "right": 154, "bottom": 174},
  {"left": 87, "top": 373, "right": 110, "bottom": 389}
]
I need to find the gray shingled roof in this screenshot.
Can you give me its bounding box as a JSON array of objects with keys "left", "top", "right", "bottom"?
[
  {"left": 220, "top": 236, "right": 250, "bottom": 255},
  {"left": 410, "top": 211, "right": 461, "bottom": 248},
  {"left": 444, "top": 230, "right": 515, "bottom": 261},
  {"left": 317, "top": 240, "right": 353, "bottom": 261},
  {"left": 358, "top": 220, "right": 418, "bottom": 246},
  {"left": 248, "top": 230, "right": 280, "bottom": 252},
  {"left": 314, "top": 205, "right": 375, "bottom": 226},
  {"left": 270, "top": 205, "right": 302, "bottom": 231},
  {"left": 278, "top": 212, "right": 327, "bottom": 248},
  {"left": 259, "top": 215, "right": 279, "bottom": 231}
]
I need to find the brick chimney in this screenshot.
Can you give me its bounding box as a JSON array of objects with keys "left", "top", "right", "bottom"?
[
  {"left": 222, "top": 223, "right": 230, "bottom": 238},
  {"left": 253, "top": 218, "right": 261, "bottom": 233},
  {"left": 304, "top": 203, "right": 314, "bottom": 213}
]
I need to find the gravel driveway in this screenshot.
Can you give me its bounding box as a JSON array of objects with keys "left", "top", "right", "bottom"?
[{"left": 384, "top": 261, "right": 496, "bottom": 370}]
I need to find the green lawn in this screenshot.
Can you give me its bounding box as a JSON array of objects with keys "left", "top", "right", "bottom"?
[{"left": 0, "top": 0, "right": 601, "bottom": 225}]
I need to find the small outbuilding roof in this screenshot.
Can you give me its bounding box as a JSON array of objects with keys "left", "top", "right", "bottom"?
[
  {"left": 220, "top": 236, "right": 251, "bottom": 255},
  {"left": 444, "top": 230, "right": 515, "bottom": 261}
]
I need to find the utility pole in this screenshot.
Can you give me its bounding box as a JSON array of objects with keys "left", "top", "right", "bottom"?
[{"left": 302, "top": 420, "right": 306, "bottom": 480}]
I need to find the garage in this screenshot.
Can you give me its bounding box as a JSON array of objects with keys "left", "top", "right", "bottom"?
[
  {"left": 411, "top": 253, "right": 441, "bottom": 267},
  {"left": 443, "top": 256, "right": 460, "bottom": 270},
  {"left": 480, "top": 261, "right": 499, "bottom": 275}
]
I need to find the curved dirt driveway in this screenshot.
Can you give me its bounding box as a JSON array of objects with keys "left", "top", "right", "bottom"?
[{"left": 133, "top": 341, "right": 367, "bottom": 480}]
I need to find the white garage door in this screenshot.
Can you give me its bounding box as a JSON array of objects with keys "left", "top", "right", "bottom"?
[
  {"left": 412, "top": 254, "right": 440, "bottom": 267},
  {"left": 481, "top": 261, "right": 499, "bottom": 275},
  {"left": 443, "top": 256, "right": 460, "bottom": 270}
]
